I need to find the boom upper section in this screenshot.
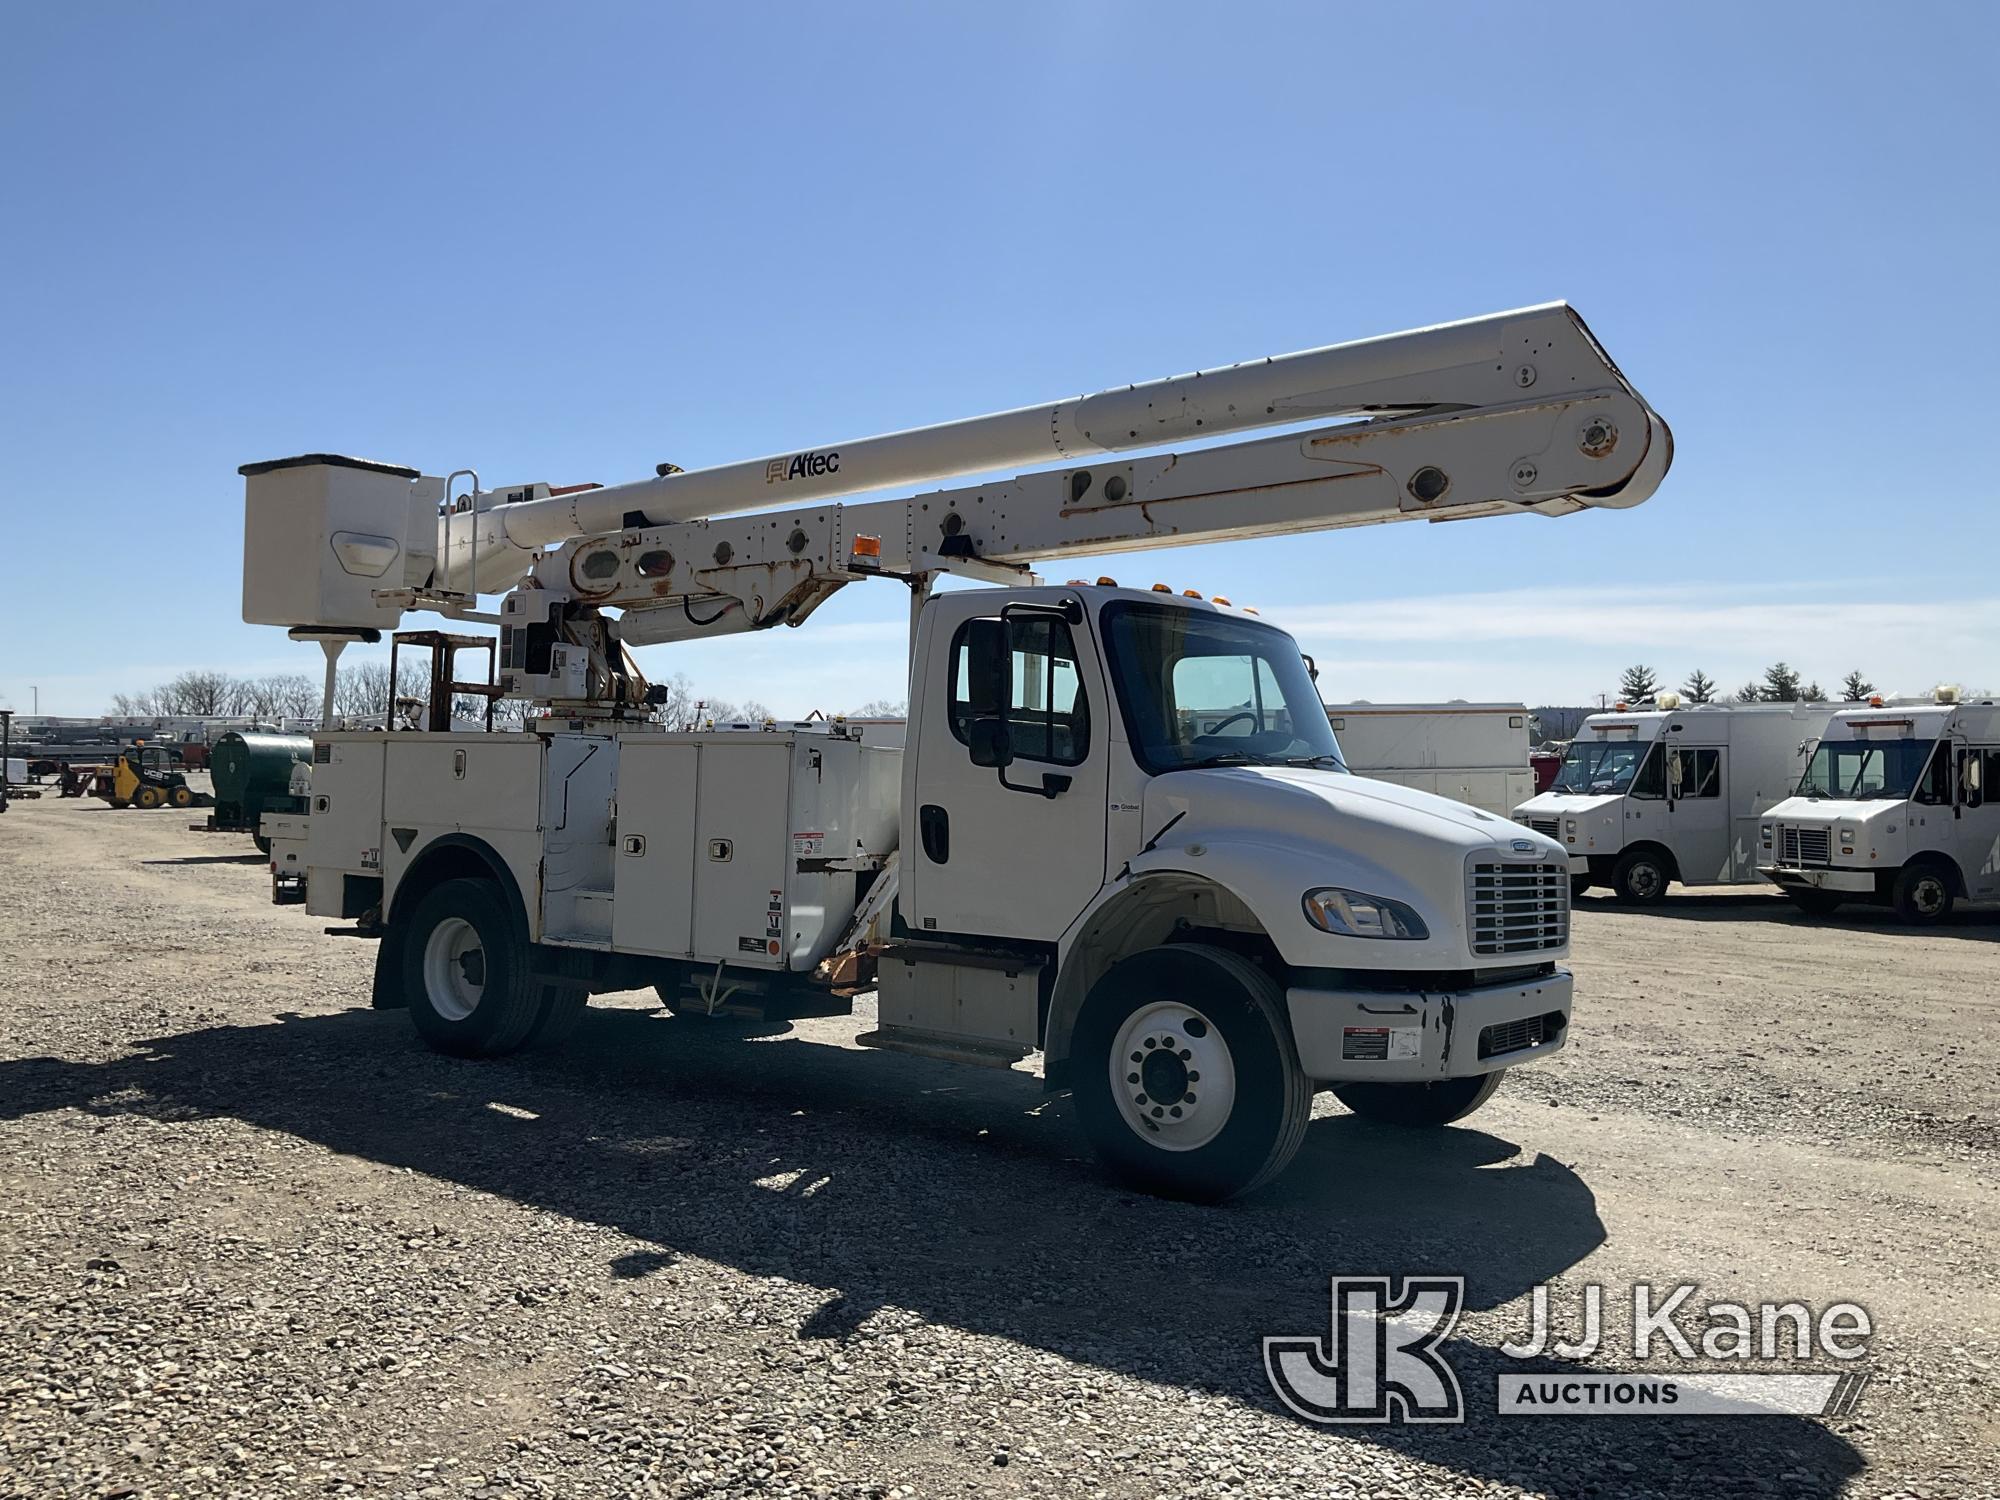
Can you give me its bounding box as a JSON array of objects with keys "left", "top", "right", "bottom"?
[{"left": 240, "top": 301, "right": 1670, "bottom": 645}]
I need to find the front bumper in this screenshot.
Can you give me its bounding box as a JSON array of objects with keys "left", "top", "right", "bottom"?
[
  {"left": 1286, "top": 970, "right": 1573, "bottom": 1083},
  {"left": 1760, "top": 864, "right": 1876, "bottom": 894}
]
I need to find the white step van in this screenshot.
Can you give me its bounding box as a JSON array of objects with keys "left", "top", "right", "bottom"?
[
  {"left": 1514, "top": 697, "right": 1833, "bottom": 903},
  {"left": 1759, "top": 692, "right": 2000, "bottom": 923}
]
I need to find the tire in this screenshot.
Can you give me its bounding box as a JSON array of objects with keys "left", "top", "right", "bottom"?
[
  {"left": 1570, "top": 875, "right": 1592, "bottom": 901},
  {"left": 135, "top": 785, "right": 165, "bottom": 810},
  {"left": 1785, "top": 889, "right": 1844, "bottom": 916},
  {"left": 170, "top": 785, "right": 194, "bottom": 808},
  {"left": 1612, "top": 848, "right": 1670, "bottom": 905},
  {"left": 1072, "top": 943, "right": 1310, "bottom": 1203},
  {"left": 253, "top": 832, "right": 272, "bottom": 856},
  {"left": 1891, "top": 863, "right": 1954, "bottom": 926},
  {"left": 399, "top": 877, "right": 547, "bottom": 1057},
  {"left": 1331, "top": 1071, "right": 1503, "bottom": 1126}
]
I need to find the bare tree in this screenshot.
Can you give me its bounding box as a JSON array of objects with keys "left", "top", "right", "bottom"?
[{"left": 849, "top": 698, "right": 907, "bottom": 717}]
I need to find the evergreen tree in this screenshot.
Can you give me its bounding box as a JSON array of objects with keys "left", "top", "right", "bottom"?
[
  {"left": 1840, "top": 670, "right": 1876, "bottom": 702},
  {"left": 1681, "top": 669, "right": 1717, "bottom": 704},
  {"left": 1617, "top": 664, "right": 1659, "bottom": 703},
  {"left": 1760, "top": 662, "right": 1805, "bottom": 702}
]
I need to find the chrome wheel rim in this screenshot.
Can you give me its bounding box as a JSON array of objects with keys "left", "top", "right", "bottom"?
[
  {"left": 1108, "top": 1001, "right": 1236, "bottom": 1152},
  {"left": 1912, "top": 876, "right": 1946, "bottom": 915},
  {"left": 422, "top": 917, "right": 485, "bottom": 1022}
]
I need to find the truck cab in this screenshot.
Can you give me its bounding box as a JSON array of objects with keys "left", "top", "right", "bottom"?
[
  {"left": 1514, "top": 701, "right": 1831, "bottom": 903},
  {"left": 1759, "top": 696, "right": 2000, "bottom": 923}
]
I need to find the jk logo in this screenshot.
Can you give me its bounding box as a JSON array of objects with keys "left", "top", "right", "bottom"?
[{"left": 1264, "top": 1276, "right": 1465, "bottom": 1424}]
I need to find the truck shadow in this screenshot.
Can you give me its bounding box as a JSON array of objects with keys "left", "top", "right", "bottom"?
[{"left": 0, "top": 1007, "right": 1863, "bottom": 1498}]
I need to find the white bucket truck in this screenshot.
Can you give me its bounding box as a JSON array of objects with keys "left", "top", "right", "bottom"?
[
  {"left": 240, "top": 304, "right": 1670, "bottom": 1199},
  {"left": 1513, "top": 697, "right": 1832, "bottom": 903},
  {"left": 1324, "top": 703, "right": 1535, "bottom": 820},
  {"left": 1759, "top": 692, "right": 2000, "bottom": 923}
]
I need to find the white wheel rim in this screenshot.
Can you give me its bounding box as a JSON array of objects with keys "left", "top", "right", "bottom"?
[
  {"left": 1108, "top": 1001, "right": 1237, "bottom": 1152},
  {"left": 422, "top": 916, "right": 485, "bottom": 1022}
]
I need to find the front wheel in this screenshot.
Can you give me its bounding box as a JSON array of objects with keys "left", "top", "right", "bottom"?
[
  {"left": 1785, "top": 889, "right": 1844, "bottom": 916},
  {"left": 1072, "top": 943, "right": 1310, "bottom": 1203},
  {"left": 1331, "top": 1071, "right": 1502, "bottom": 1126},
  {"left": 1612, "top": 848, "right": 1670, "bottom": 905},
  {"left": 134, "top": 784, "right": 165, "bottom": 810},
  {"left": 1891, "top": 863, "right": 1954, "bottom": 926}
]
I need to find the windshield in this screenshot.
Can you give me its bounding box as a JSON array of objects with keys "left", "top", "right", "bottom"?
[
  {"left": 1795, "top": 738, "right": 1938, "bottom": 801},
  {"left": 1100, "top": 602, "right": 1346, "bottom": 774},
  {"left": 1552, "top": 738, "right": 1652, "bottom": 795}
]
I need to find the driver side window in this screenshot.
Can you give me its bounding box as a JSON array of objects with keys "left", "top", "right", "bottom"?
[
  {"left": 948, "top": 616, "right": 1091, "bottom": 766},
  {"left": 1629, "top": 743, "right": 1667, "bottom": 799}
]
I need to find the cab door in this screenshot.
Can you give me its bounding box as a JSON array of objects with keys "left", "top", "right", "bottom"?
[
  {"left": 902, "top": 593, "right": 1110, "bottom": 941},
  {"left": 1955, "top": 745, "right": 2000, "bottom": 898},
  {"left": 1665, "top": 744, "right": 1730, "bottom": 882}
]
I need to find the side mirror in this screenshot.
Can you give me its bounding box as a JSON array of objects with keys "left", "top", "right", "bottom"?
[
  {"left": 1962, "top": 752, "right": 1984, "bottom": 808},
  {"left": 964, "top": 617, "right": 1009, "bottom": 719},
  {"left": 1667, "top": 750, "right": 1685, "bottom": 799},
  {"left": 968, "top": 715, "right": 1013, "bottom": 769}
]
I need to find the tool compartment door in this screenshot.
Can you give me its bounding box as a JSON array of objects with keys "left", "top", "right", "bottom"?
[
  {"left": 691, "top": 741, "right": 793, "bottom": 966},
  {"left": 611, "top": 741, "right": 699, "bottom": 958}
]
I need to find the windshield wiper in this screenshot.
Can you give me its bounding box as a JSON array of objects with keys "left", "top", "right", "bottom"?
[
  {"left": 1283, "top": 754, "right": 1345, "bottom": 769},
  {"left": 1183, "top": 751, "right": 1260, "bottom": 769}
]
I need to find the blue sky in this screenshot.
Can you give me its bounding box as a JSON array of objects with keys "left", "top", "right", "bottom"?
[{"left": 4, "top": 3, "right": 1995, "bottom": 717}]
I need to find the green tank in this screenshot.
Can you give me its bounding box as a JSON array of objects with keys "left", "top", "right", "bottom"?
[{"left": 208, "top": 732, "right": 312, "bottom": 840}]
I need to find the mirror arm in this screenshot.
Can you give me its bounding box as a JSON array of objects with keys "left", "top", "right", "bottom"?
[{"left": 998, "top": 766, "right": 1071, "bottom": 799}]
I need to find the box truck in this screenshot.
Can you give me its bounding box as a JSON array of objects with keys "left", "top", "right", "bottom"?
[
  {"left": 1759, "top": 692, "right": 2000, "bottom": 922},
  {"left": 1514, "top": 698, "right": 1832, "bottom": 902},
  {"left": 1325, "top": 703, "right": 1534, "bottom": 820}
]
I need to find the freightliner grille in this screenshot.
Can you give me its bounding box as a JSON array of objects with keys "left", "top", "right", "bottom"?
[
  {"left": 1529, "top": 817, "right": 1560, "bottom": 839},
  {"left": 1479, "top": 1014, "right": 1548, "bottom": 1060},
  {"left": 1780, "top": 826, "right": 1830, "bottom": 866},
  {"left": 1468, "top": 861, "right": 1569, "bottom": 956}
]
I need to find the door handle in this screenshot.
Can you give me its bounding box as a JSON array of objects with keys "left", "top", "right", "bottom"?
[{"left": 919, "top": 804, "right": 949, "bottom": 864}]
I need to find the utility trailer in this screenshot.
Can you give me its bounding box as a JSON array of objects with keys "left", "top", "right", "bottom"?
[
  {"left": 1759, "top": 692, "right": 2000, "bottom": 923},
  {"left": 242, "top": 302, "right": 1671, "bottom": 1200},
  {"left": 1324, "top": 703, "right": 1534, "bottom": 820},
  {"left": 1512, "top": 698, "right": 1833, "bottom": 902}
]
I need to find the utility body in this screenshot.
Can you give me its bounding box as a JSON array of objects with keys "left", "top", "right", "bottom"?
[
  {"left": 1759, "top": 695, "right": 2000, "bottom": 923},
  {"left": 1514, "top": 700, "right": 1832, "bottom": 903},
  {"left": 1324, "top": 703, "right": 1534, "bottom": 821},
  {"left": 241, "top": 303, "right": 1671, "bottom": 1198}
]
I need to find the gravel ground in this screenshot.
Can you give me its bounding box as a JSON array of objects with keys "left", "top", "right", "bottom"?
[{"left": 2, "top": 795, "right": 1995, "bottom": 1500}]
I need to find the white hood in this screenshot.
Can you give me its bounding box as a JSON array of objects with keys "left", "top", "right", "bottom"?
[{"left": 1137, "top": 767, "right": 1567, "bottom": 967}]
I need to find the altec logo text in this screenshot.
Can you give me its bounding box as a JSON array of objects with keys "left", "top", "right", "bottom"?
[{"left": 766, "top": 451, "right": 840, "bottom": 483}]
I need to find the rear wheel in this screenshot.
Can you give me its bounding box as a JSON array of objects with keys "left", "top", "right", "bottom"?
[
  {"left": 1784, "top": 889, "right": 1844, "bottom": 916},
  {"left": 1570, "top": 875, "right": 1592, "bottom": 901},
  {"left": 1891, "top": 863, "right": 1954, "bottom": 926},
  {"left": 526, "top": 984, "right": 591, "bottom": 1047},
  {"left": 253, "top": 832, "right": 272, "bottom": 855},
  {"left": 1072, "top": 943, "right": 1310, "bottom": 1203},
  {"left": 1331, "top": 1071, "right": 1502, "bottom": 1126},
  {"left": 400, "top": 877, "right": 547, "bottom": 1057},
  {"left": 169, "top": 785, "right": 194, "bottom": 808},
  {"left": 1612, "top": 848, "right": 1670, "bottom": 905}
]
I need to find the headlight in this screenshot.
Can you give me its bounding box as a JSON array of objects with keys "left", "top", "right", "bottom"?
[
  {"left": 1302, "top": 887, "right": 1429, "bottom": 940},
  {"left": 1840, "top": 827, "right": 1855, "bottom": 842},
  {"left": 1564, "top": 818, "right": 1577, "bottom": 833}
]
